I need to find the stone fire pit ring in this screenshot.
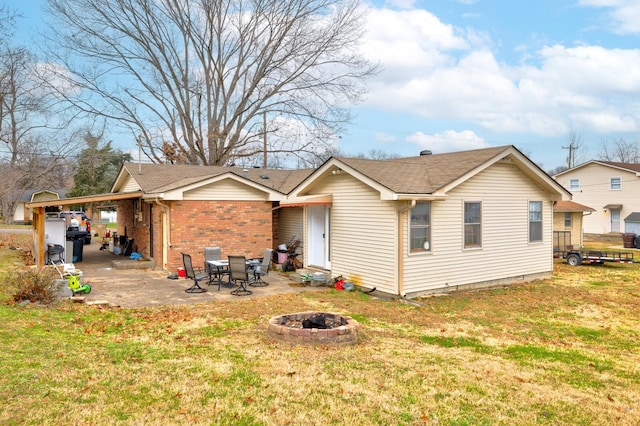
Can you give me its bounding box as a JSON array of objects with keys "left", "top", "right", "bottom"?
[{"left": 267, "top": 311, "right": 359, "bottom": 345}]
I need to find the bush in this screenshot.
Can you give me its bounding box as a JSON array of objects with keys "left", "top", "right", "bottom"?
[{"left": 1, "top": 267, "right": 60, "bottom": 305}]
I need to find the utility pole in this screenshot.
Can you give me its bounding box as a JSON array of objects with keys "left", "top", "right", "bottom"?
[{"left": 562, "top": 143, "right": 576, "bottom": 169}]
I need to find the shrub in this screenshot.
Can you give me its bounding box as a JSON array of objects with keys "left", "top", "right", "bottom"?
[{"left": 1, "top": 267, "right": 60, "bottom": 305}]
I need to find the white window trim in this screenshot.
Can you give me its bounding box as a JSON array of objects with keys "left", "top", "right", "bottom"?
[
  {"left": 610, "top": 177, "right": 622, "bottom": 190},
  {"left": 463, "top": 200, "right": 482, "bottom": 250},
  {"left": 528, "top": 200, "right": 544, "bottom": 244},
  {"left": 569, "top": 179, "right": 580, "bottom": 191},
  {"left": 408, "top": 201, "right": 431, "bottom": 256}
]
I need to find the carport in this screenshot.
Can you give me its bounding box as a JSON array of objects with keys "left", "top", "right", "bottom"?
[{"left": 26, "top": 192, "right": 143, "bottom": 268}]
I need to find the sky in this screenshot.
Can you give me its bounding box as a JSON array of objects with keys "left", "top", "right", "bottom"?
[{"left": 11, "top": 0, "right": 640, "bottom": 171}]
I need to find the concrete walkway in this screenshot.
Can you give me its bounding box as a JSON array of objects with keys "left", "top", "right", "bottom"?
[{"left": 65, "top": 242, "right": 327, "bottom": 308}]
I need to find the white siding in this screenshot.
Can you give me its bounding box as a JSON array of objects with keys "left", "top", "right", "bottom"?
[
  {"left": 278, "top": 207, "right": 304, "bottom": 262},
  {"left": 403, "top": 162, "right": 553, "bottom": 295},
  {"left": 555, "top": 164, "right": 640, "bottom": 234},
  {"left": 307, "top": 174, "right": 399, "bottom": 294},
  {"left": 184, "top": 179, "right": 267, "bottom": 200}
]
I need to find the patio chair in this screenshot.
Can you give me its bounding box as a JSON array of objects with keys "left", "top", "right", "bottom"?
[
  {"left": 228, "top": 255, "right": 252, "bottom": 296},
  {"left": 181, "top": 252, "right": 208, "bottom": 293},
  {"left": 204, "top": 246, "right": 229, "bottom": 290},
  {"left": 250, "top": 248, "right": 273, "bottom": 287}
]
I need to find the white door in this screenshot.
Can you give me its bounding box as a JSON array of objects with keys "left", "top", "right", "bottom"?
[
  {"left": 611, "top": 209, "right": 621, "bottom": 233},
  {"left": 308, "top": 205, "right": 330, "bottom": 268}
]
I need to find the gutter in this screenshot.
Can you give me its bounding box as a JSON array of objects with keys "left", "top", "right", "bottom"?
[{"left": 397, "top": 200, "right": 416, "bottom": 297}]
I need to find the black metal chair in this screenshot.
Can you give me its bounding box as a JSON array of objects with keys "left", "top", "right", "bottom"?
[
  {"left": 228, "top": 255, "right": 252, "bottom": 296},
  {"left": 250, "top": 248, "right": 273, "bottom": 287},
  {"left": 181, "top": 252, "right": 208, "bottom": 293},
  {"left": 46, "top": 244, "right": 65, "bottom": 265},
  {"left": 203, "top": 246, "right": 229, "bottom": 290}
]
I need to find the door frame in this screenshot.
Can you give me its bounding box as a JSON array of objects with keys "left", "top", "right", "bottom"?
[{"left": 308, "top": 205, "right": 330, "bottom": 269}]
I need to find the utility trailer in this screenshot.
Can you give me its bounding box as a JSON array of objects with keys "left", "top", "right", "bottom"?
[{"left": 555, "top": 250, "right": 634, "bottom": 266}]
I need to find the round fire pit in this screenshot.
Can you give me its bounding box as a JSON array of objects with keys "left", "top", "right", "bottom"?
[{"left": 267, "top": 311, "right": 359, "bottom": 345}]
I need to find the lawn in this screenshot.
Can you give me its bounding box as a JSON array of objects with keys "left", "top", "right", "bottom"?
[{"left": 0, "top": 232, "right": 638, "bottom": 425}]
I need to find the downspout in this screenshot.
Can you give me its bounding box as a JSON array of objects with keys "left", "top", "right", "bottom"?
[{"left": 397, "top": 200, "right": 416, "bottom": 297}]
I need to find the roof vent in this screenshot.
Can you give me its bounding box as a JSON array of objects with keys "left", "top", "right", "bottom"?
[
  {"left": 243, "top": 169, "right": 248, "bottom": 178},
  {"left": 420, "top": 150, "right": 432, "bottom": 156}
]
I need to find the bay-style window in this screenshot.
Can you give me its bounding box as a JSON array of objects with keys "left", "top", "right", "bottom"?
[
  {"left": 410, "top": 201, "right": 431, "bottom": 252},
  {"left": 464, "top": 201, "right": 481, "bottom": 248}
]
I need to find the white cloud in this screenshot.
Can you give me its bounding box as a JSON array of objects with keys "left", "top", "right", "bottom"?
[
  {"left": 579, "top": 0, "right": 640, "bottom": 34},
  {"left": 361, "top": 6, "right": 640, "bottom": 138},
  {"left": 406, "top": 130, "right": 489, "bottom": 153}
]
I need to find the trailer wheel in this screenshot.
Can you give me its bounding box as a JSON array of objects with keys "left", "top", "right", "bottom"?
[{"left": 566, "top": 253, "right": 581, "bottom": 266}]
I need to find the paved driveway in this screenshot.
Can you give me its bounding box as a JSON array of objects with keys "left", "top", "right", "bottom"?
[{"left": 65, "top": 242, "right": 325, "bottom": 308}]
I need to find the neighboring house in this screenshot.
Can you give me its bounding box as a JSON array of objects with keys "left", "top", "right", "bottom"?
[
  {"left": 554, "top": 161, "right": 640, "bottom": 234},
  {"left": 552, "top": 200, "right": 595, "bottom": 251},
  {"left": 283, "top": 145, "right": 570, "bottom": 297},
  {"left": 12, "top": 190, "right": 65, "bottom": 223},
  {"left": 29, "top": 145, "right": 571, "bottom": 298}
]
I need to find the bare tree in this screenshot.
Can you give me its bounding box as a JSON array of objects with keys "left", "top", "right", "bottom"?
[
  {"left": 42, "top": 0, "right": 379, "bottom": 167},
  {"left": 0, "top": 13, "right": 83, "bottom": 223},
  {"left": 600, "top": 137, "right": 640, "bottom": 163}
]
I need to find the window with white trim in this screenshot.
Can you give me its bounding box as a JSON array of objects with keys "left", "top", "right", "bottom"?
[
  {"left": 529, "top": 201, "right": 543, "bottom": 242},
  {"left": 569, "top": 179, "right": 580, "bottom": 190},
  {"left": 610, "top": 177, "right": 621, "bottom": 190},
  {"left": 410, "top": 201, "right": 431, "bottom": 252},
  {"left": 464, "top": 201, "right": 481, "bottom": 248}
]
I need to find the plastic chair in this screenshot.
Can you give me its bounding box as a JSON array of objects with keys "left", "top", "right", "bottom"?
[
  {"left": 181, "top": 252, "right": 208, "bottom": 293},
  {"left": 228, "top": 255, "right": 252, "bottom": 296},
  {"left": 251, "top": 248, "right": 273, "bottom": 287},
  {"left": 204, "top": 246, "right": 229, "bottom": 290}
]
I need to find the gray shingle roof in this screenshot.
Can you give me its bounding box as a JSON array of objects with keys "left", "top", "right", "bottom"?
[
  {"left": 335, "top": 145, "right": 512, "bottom": 194},
  {"left": 121, "top": 163, "right": 314, "bottom": 194}
]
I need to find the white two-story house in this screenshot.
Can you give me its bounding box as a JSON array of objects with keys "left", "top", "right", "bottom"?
[{"left": 554, "top": 161, "right": 640, "bottom": 234}]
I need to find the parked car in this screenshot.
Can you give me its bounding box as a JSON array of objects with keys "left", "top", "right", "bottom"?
[{"left": 59, "top": 211, "right": 92, "bottom": 244}]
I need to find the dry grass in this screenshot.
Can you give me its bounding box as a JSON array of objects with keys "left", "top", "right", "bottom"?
[{"left": 0, "top": 233, "right": 639, "bottom": 425}]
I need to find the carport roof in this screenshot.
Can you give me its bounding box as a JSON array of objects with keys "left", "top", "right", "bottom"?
[{"left": 26, "top": 191, "right": 143, "bottom": 209}]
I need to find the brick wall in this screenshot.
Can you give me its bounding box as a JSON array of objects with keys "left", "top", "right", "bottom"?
[{"left": 116, "top": 199, "right": 275, "bottom": 272}]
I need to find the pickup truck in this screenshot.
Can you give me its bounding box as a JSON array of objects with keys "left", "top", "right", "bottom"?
[{"left": 59, "top": 211, "right": 92, "bottom": 245}]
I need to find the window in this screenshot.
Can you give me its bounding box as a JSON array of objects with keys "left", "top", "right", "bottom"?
[
  {"left": 529, "top": 201, "right": 543, "bottom": 242},
  {"left": 410, "top": 202, "right": 430, "bottom": 252},
  {"left": 464, "top": 202, "right": 481, "bottom": 248},
  {"left": 564, "top": 212, "right": 572, "bottom": 228},
  {"left": 610, "top": 177, "right": 621, "bottom": 190},
  {"left": 569, "top": 179, "right": 580, "bottom": 190}
]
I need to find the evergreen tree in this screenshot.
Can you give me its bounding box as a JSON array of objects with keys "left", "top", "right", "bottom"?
[{"left": 68, "top": 133, "right": 132, "bottom": 197}]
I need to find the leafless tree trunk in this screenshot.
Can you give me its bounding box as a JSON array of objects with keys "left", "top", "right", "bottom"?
[
  {"left": 600, "top": 137, "right": 640, "bottom": 163},
  {"left": 42, "top": 0, "right": 378, "bottom": 167}
]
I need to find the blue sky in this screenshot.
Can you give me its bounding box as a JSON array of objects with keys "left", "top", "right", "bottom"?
[{"left": 12, "top": 0, "right": 640, "bottom": 170}]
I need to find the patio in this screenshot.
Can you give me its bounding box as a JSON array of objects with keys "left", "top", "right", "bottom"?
[{"left": 65, "top": 241, "right": 327, "bottom": 308}]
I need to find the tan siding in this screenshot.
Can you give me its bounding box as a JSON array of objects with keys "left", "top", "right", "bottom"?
[
  {"left": 553, "top": 212, "right": 584, "bottom": 248},
  {"left": 403, "top": 162, "right": 554, "bottom": 294},
  {"left": 121, "top": 176, "right": 142, "bottom": 192},
  {"left": 278, "top": 207, "right": 304, "bottom": 263},
  {"left": 184, "top": 179, "right": 267, "bottom": 201},
  {"left": 556, "top": 164, "right": 640, "bottom": 233},
  {"left": 309, "top": 174, "right": 398, "bottom": 294}
]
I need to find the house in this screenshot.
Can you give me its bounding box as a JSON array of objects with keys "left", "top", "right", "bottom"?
[
  {"left": 28, "top": 145, "right": 570, "bottom": 298},
  {"left": 108, "top": 164, "right": 313, "bottom": 272},
  {"left": 554, "top": 161, "right": 640, "bottom": 234},
  {"left": 283, "top": 145, "right": 570, "bottom": 297},
  {"left": 552, "top": 200, "right": 595, "bottom": 251},
  {"left": 12, "top": 190, "right": 65, "bottom": 223}
]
